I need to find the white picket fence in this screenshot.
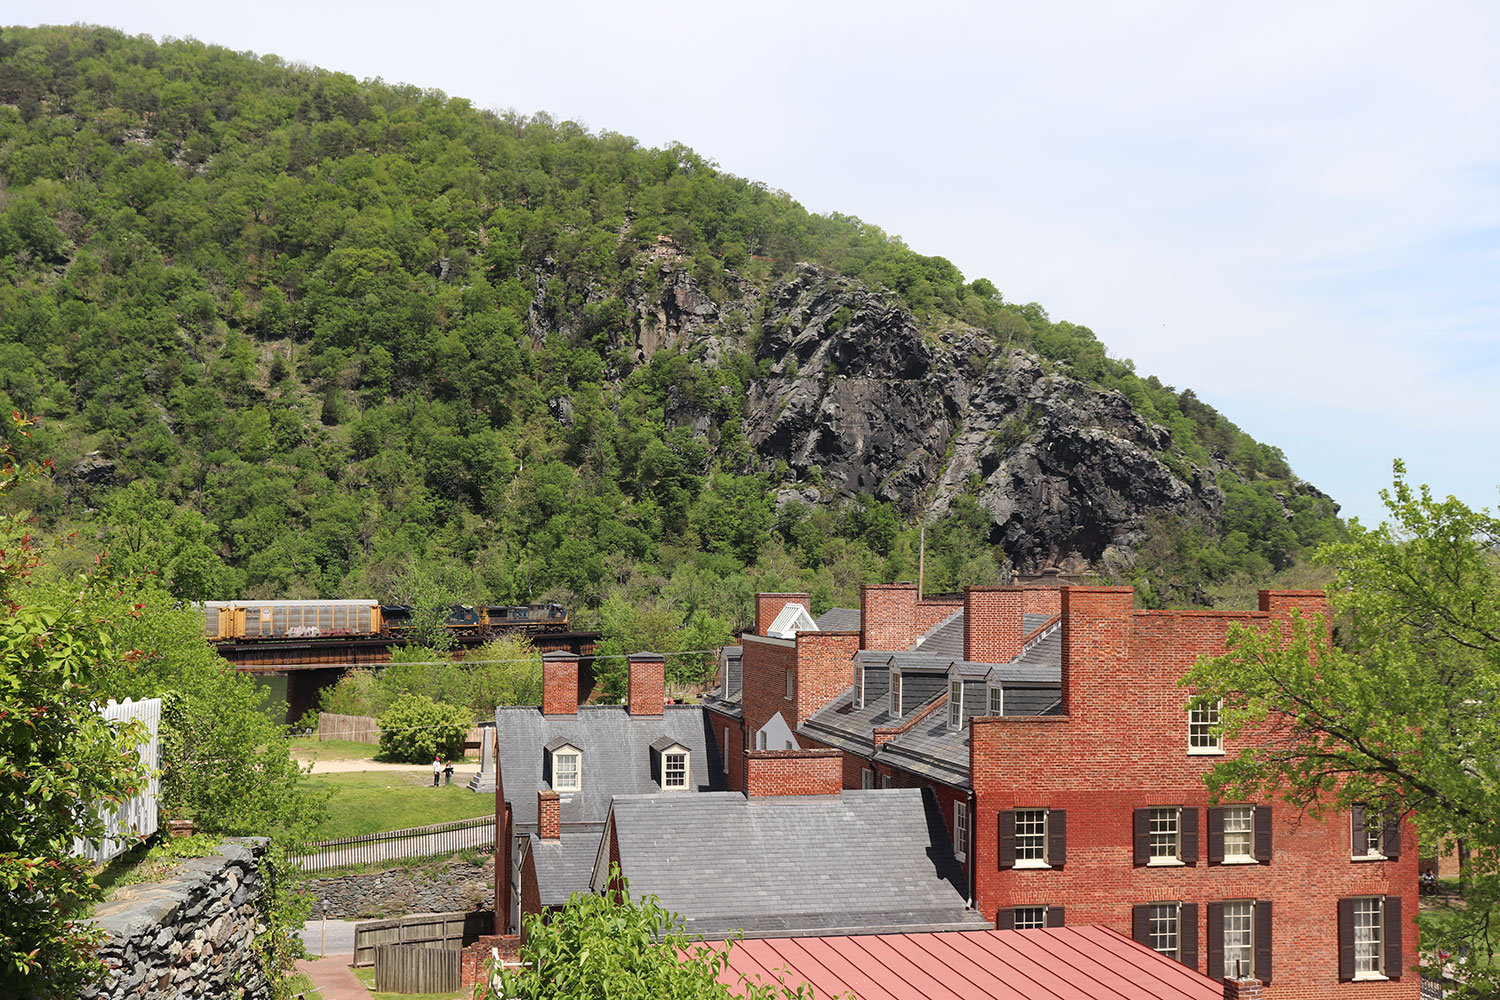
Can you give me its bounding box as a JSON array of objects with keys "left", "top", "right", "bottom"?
[{"left": 73, "top": 697, "right": 161, "bottom": 864}]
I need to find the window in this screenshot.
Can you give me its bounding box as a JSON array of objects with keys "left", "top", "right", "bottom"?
[
  {"left": 1133, "top": 902, "right": 1197, "bottom": 968},
  {"left": 1223, "top": 900, "right": 1253, "bottom": 978},
  {"left": 1209, "top": 899, "right": 1272, "bottom": 982},
  {"left": 1223, "top": 807, "right": 1253, "bottom": 861},
  {"left": 1135, "top": 806, "right": 1198, "bottom": 866},
  {"left": 663, "top": 751, "right": 688, "bottom": 790},
  {"left": 1352, "top": 805, "right": 1400, "bottom": 860},
  {"left": 880, "top": 774, "right": 892, "bottom": 789},
  {"left": 1209, "top": 805, "right": 1270, "bottom": 864},
  {"left": 1189, "top": 700, "right": 1222, "bottom": 753},
  {"left": 997, "top": 809, "right": 1065, "bottom": 869},
  {"left": 953, "top": 803, "right": 968, "bottom": 861},
  {"left": 854, "top": 665, "right": 864, "bottom": 709},
  {"left": 722, "top": 727, "right": 730, "bottom": 773},
  {"left": 1339, "top": 895, "right": 1401, "bottom": 982},
  {"left": 757, "top": 730, "right": 767, "bottom": 750},
  {"left": 988, "top": 685, "right": 1004, "bottom": 715},
  {"left": 554, "top": 750, "right": 580, "bottom": 792},
  {"left": 861, "top": 768, "right": 873, "bottom": 789},
  {"left": 948, "top": 680, "right": 963, "bottom": 730},
  {"left": 1012, "top": 907, "right": 1047, "bottom": 929},
  {"left": 785, "top": 670, "right": 794, "bottom": 700},
  {"left": 890, "top": 671, "right": 902, "bottom": 717}
]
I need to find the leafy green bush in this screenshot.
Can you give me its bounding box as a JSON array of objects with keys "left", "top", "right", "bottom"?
[{"left": 376, "top": 695, "right": 469, "bottom": 763}]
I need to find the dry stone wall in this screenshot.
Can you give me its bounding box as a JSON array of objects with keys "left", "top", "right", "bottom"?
[
  {"left": 301, "top": 858, "right": 494, "bottom": 919},
  {"left": 84, "top": 838, "right": 270, "bottom": 1000}
]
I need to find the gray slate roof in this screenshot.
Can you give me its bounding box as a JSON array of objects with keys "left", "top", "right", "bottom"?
[
  {"left": 815, "top": 607, "right": 861, "bottom": 632},
  {"left": 496, "top": 704, "right": 727, "bottom": 827},
  {"left": 525, "top": 828, "right": 604, "bottom": 906},
  {"left": 909, "top": 610, "right": 1053, "bottom": 657},
  {"left": 602, "top": 789, "right": 986, "bottom": 939}
]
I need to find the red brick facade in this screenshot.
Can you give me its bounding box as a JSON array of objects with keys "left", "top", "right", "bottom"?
[
  {"left": 460, "top": 934, "right": 522, "bottom": 987},
  {"left": 743, "top": 748, "right": 843, "bottom": 797},
  {"left": 537, "top": 791, "right": 560, "bottom": 840},
  {"left": 964, "top": 587, "right": 1024, "bottom": 664},
  {"left": 541, "top": 652, "right": 579, "bottom": 716},
  {"left": 971, "top": 585, "right": 1414, "bottom": 999},
  {"left": 705, "top": 703, "right": 746, "bottom": 793},
  {"left": 740, "top": 633, "right": 797, "bottom": 751},
  {"left": 627, "top": 652, "right": 665, "bottom": 716},
  {"left": 756, "top": 593, "right": 810, "bottom": 635},
  {"left": 794, "top": 631, "right": 861, "bottom": 728}
]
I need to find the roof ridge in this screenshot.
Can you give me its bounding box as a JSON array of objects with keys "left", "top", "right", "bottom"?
[{"left": 910, "top": 606, "right": 965, "bottom": 651}]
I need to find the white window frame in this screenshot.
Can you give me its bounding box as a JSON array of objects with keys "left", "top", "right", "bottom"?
[
  {"left": 988, "top": 684, "right": 1004, "bottom": 716},
  {"left": 1014, "top": 808, "right": 1050, "bottom": 868},
  {"left": 1148, "top": 806, "right": 1183, "bottom": 865},
  {"left": 1223, "top": 806, "right": 1255, "bottom": 863},
  {"left": 1353, "top": 896, "right": 1385, "bottom": 979},
  {"left": 757, "top": 730, "right": 767, "bottom": 750},
  {"left": 881, "top": 774, "right": 892, "bottom": 789},
  {"left": 662, "top": 750, "right": 689, "bottom": 790},
  {"left": 861, "top": 768, "right": 874, "bottom": 789},
  {"left": 785, "top": 669, "right": 794, "bottom": 701},
  {"left": 854, "top": 665, "right": 864, "bottom": 709},
  {"left": 1013, "top": 906, "right": 1049, "bottom": 930},
  {"left": 889, "top": 670, "right": 902, "bottom": 718},
  {"left": 954, "top": 803, "right": 968, "bottom": 862},
  {"left": 948, "top": 679, "right": 963, "bottom": 731},
  {"left": 1223, "top": 899, "right": 1255, "bottom": 980},
  {"left": 1148, "top": 902, "right": 1180, "bottom": 959},
  {"left": 553, "top": 749, "right": 581, "bottom": 792},
  {"left": 722, "top": 727, "right": 730, "bottom": 773},
  {"left": 1188, "top": 700, "right": 1224, "bottom": 754}
]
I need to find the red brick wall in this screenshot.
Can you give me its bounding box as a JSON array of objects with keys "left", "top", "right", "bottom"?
[
  {"left": 744, "top": 748, "right": 843, "bottom": 797},
  {"left": 705, "top": 705, "right": 745, "bottom": 793},
  {"left": 913, "top": 597, "right": 963, "bottom": 634},
  {"left": 756, "top": 593, "right": 810, "bottom": 635},
  {"left": 795, "top": 631, "right": 860, "bottom": 726},
  {"left": 542, "top": 654, "right": 579, "bottom": 716},
  {"left": 518, "top": 848, "right": 540, "bottom": 930},
  {"left": 1022, "top": 587, "right": 1063, "bottom": 616},
  {"left": 460, "top": 934, "right": 522, "bottom": 987},
  {"left": 627, "top": 654, "right": 665, "bottom": 716},
  {"left": 971, "top": 586, "right": 1416, "bottom": 999},
  {"left": 538, "top": 791, "right": 560, "bottom": 839},
  {"left": 861, "top": 583, "right": 919, "bottom": 650},
  {"left": 740, "top": 635, "right": 797, "bottom": 753},
  {"left": 965, "top": 587, "right": 1024, "bottom": 664}
]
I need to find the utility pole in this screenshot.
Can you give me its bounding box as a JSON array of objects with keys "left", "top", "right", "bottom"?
[{"left": 917, "top": 516, "right": 926, "bottom": 599}]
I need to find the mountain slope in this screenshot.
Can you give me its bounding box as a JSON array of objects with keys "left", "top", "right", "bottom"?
[{"left": 0, "top": 25, "right": 1340, "bottom": 617}]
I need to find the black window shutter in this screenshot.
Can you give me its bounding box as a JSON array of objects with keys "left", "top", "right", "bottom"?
[
  {"left": 1049, "top": 809, "right": 1067, "bottom": 868},
  {"left": 1254, "top": 805, "right": 1273, "bottom": 863},
  {"left": 1133, "top": 808, "right": 1150, "bottom": 866},
  {"left": 1207, "top": 807, "right": 1225, "bottom": 865},
  {"left": 1382, "top": 814, "right": 1402, "bottom": 859},
  {"left": 1180, "top": 902, "right": 1198, "bottom": 969},
  {"left": 1350, "top": 804, "right": 1365, "bottom": 855},
  {"left": 997, "top": 908, "right": 1015, "bottom": 930},
  {"left": 1337, "top": 897, "right": 1355, "bottom": 981},
  {"left": 998, "top": 811, "right": 1016, "bottom": 870},
  {"left": 1048, "top": 906, "right": 1065, "bottom": 928},
  {"left": 1206, "top": 902, "right": 1224, "bottom": 980},
  {"left": 1384, "top": 895, "right": 1402, "bottom": 979},
  {"left": 1255, "top": 899, "right": 1273, "bottom": 984},
  {"left": 1181, "top": 807, "right": 1199, "bottom": 864},
  {"left": 1132, "top": 904, "right": 1150, "bottom": 945}
]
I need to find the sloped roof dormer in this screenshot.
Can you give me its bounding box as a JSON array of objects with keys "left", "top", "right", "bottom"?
[{"left": 766, "top": 602, "right": 818, "bottom": 639}]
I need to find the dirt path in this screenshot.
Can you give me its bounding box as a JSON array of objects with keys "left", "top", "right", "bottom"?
[
  {"left": 294, "top": 956, "right": 369, "bottom": 999},
  {"left": 295, "top": 757, "right": 480, "bottom": 778}
]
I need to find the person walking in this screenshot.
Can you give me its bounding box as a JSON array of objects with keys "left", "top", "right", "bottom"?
[{"left": 432, "top": 754, "right": 442, "bottom": 787}]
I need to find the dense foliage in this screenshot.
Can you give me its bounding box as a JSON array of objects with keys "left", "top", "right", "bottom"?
[
  {"left": 0, "top": 24, "right": 1337, "bottom": 627},
  {"left": 376, "top": 693, "right": 469, "bottom": 763},
  {"left": 1185, "top": 463, "right": 1500, "bottom": 991}
]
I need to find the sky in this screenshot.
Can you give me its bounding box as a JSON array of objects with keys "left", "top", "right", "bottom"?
[{"left": 28, "top": 1, "right": 1500, "bottom": 526}]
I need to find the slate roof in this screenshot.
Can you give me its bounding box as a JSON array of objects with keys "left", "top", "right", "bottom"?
[
  {"left": 877, "top": 708, "right": 971, "bottom": 787},
  {"left": 525, "top": 827, "right": 604, "bottom": 907},
  {"left": 815, "top": 607, "right": 861, "bottom": 632},
  {"left": 496, "top": 704, "right": 727, "bottom": 827},
  {"left": 602, "top": 789, "right": 987, "bottom": 939},
  {"left": 910, "top": 610, "right": 1053, "bottom": 657}
]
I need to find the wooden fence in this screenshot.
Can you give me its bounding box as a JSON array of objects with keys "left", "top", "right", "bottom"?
[
  {"left": 290, "top": 815, "right": 495, "bottom": 872},
  {"left": 317, "top": 712, "right": 489, "bottom": 748},
  {"left": 374, "top": 943, "right": 460, "bottom": 993},
  {"left": 354, "top": 910, "right": 490, "bottom": 966}
]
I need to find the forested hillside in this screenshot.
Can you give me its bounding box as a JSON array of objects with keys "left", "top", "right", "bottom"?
[{"left": 0, "top": 25, "right": 1341, "bottom": 649}]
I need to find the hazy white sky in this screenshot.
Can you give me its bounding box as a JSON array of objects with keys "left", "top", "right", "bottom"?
[{"left": 28, "top": 1, "right": 1500, "bottom": 525}]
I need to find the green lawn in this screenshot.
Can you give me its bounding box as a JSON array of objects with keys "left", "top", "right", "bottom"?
[
  {"left": 303, "top": 771, "right": 495, "bottom": 840},
  {"left": 352, "top": 965, "right": 466, "bottom": 1000},
  {"left": 288, "top": 737, "right": 383, "bottom": 762}
]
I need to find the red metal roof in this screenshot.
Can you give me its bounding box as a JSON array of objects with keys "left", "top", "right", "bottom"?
[{"left": 715, "top": 925, "right": 1226, "bottom": 1000}]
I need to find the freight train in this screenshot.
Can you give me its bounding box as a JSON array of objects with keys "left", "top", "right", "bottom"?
[{"left": 202, "top": 599, "right": 568, "bottom": 642}]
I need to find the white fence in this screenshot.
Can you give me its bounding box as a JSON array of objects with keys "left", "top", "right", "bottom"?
[{"left": 74, "top": 697, "right": 161, "bottom": 864}]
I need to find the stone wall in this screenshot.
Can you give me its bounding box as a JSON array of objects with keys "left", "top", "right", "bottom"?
[
  {"left": 85, "top": 837, "right": 270, "bottom": 1000},
  {"left": 300, "top": 859, "right": 494, "bottom": 920}
]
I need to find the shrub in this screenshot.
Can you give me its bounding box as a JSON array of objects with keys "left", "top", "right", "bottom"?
[{"left": 376, "top": 695, "right": 469, "bottom": 763}]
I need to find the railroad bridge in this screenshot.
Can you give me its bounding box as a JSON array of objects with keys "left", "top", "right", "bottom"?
[{"left": 216, "top": 630, "right": 601, "bottom": 722}]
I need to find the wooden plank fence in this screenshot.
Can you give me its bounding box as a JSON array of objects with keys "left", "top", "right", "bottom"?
[
  {"left": 290, "top": 815, "right": 494, "bottom": 872},
  {"left": 374, "top": 943, "right": 460, "bottom": 993},
  {"left": 354, "top": 910, "right": 489, "bottom": 967},
  {"left": 317, "top": 712, "right": 489, "bottom": 748}
]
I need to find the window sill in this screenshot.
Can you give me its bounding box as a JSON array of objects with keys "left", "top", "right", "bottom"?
[
  {"left": 1352, "top": 972, "right": 1389, "bottom": 982},
  {"left": 1186, "top": 747, "right": 1225, "bottom": 756},
  {"left": 1147, "top": 858, "right": 1186, "bottom": 868},
  {"left": 955, "top": 853, "right": 967, "bottom": 863},
  {"left": 1352, "top": 854, "right": 1388, "bottom": 863},
  {"left": 1220, "top": 857, "right": 1260, "bottom": 865},
  {"left": 1013, "top": 860, "right": 1053, "bottom": 870}
]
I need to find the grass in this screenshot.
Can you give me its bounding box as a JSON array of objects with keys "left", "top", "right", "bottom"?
[
  {"left": 288, "top": 737, "right": 384, "bottom": 762},
  {"left": 352, "top": 965, "right": 466, "bottom": 1000},
  {"left": 1421, "top": 890, "right": 1500, "bottom": 973},
  {"left": 291, "top": 847, "right": 491, "bottom": 882},
  {"left": 93, "top": 834, "right": 222, "bottom": 900},
  {"left": 284, "top": 971, "right": 318, "bottom": 999},
  {"left": 302, "top": 771, "right": 495, "bottom": 840}
]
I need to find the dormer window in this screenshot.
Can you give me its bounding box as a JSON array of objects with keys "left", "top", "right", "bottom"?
[
  {"left": 988, "top": 684, "right": 1004, "bottom": 716},
  {"left": 889, "top": 670, "right": 902, "bottom": 718},
  {"left": 650, "top": 737, "right": 691, "bottom": 791},
  {"left": 664, "top": 750, "right": 688, "bottom": 789},
  {"left": 947, "top": 679, "right": 963, "bottom": 731},
  {"left": 546, "top": 740, "right": 582, "bottom": 792},
  {"left": 854, "top": 665, "right": 864, "bottom": 709}
]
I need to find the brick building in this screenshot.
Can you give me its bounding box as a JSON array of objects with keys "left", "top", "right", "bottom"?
[{"left": 706, "top": 584, "right": 1416, "bottom": 997}]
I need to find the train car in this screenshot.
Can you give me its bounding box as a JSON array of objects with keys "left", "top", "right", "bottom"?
[
  {"left": 203, "top": 598, "right": 568, "bottom": 642},
  {"left": 482, "top": 602, "right": 568, "bottom": 632},
  {"left": 235, "top": 599, "right": 382, "bottom": 640},
  {"left": 380, "top": 604, "right": 485, "bottom": 637},
  {"left": 202, "top": 601, "right": 236, "bottom": 640}
]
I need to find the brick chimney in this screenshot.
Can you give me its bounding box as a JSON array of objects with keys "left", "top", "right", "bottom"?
[
  {"left": 1060, "top": 586, "right": 1134, "bottom": 718},
  {"left": 1258, "top": 589, "right": 1330, "bottom": 624},
  {"left": 964, "top": 587, "right": 1024, "bottom": 664},
  {"left": 794, "top": 632, "right": 860, "bottom": 725},
  {"left": 860, "top": 583, "right": 918, "bottom": 651},
  {"left": 1222, "top": 977, "right": 1263, "bottom": 1000},
  {"left": 756, "top": 593, "right": 810, "bottom": 635},
  {"left": 627, "top": 651, "right": 666, "bottom": 716},
  {"left": 541, "top": 651, "right": 579, "bottom": 716},
  {"left": 743, "top": 748, "right": 842, "bottom": 797},
  {"left": 538, "top": 790, "right": 560, "bottom": 839}
]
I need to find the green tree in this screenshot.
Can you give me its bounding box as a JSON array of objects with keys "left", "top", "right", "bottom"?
[
  {"left": 1183, "top": 462, "right": 1500, "bottom": 986},
  {"left": 377, "top": 694, "right": 469, "bottom": 763}
]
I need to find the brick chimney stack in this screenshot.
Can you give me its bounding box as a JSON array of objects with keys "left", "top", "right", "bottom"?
[
  {"left": 1222, "top": 977, "right": 1263, "bottom": 1000},
  {"left": 627, "top": 652, "right": 666, "bottom": 716},
  {"left": 541, "top": 651, "right": 579, "bottom": 716},
  {"left": 860, "top": 583, "right": 918, "bottom": 651},
  {"left": 743, "top": 748, "right": 843, "bottom": 798},
  {"left": 964, "top": 587, "right": 1024, "bottom": 664},
  {"left": 538, "top": 790, "right": 560, "bottom": 839},
  {"left": 756, "top": 593, "right": 810, "bottom": 635}
]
